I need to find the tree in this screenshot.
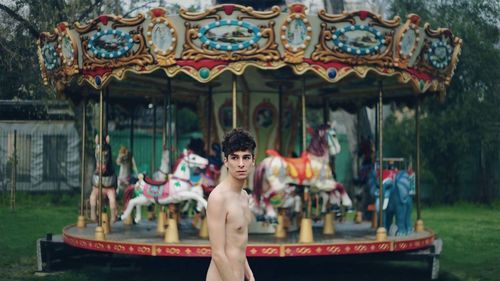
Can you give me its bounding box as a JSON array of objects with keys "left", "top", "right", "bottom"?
[{"left": 386, "top": 0, "right": 500, "bottom": 203}]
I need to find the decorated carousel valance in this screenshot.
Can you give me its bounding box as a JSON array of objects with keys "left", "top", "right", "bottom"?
[{"left": 37, "top": 3, "right": 462, "bottom": 95}]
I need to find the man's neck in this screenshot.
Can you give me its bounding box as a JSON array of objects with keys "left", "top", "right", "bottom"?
[{"left": 225, "top": 176, "right": 245, "bottom": 192}]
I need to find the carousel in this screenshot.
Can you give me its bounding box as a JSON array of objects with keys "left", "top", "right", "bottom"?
[{"left": 37, "top": 2, "right": 461, "bottom": 276}]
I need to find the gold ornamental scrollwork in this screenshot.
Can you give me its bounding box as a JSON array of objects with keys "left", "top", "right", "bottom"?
[
  {"left": 394, "top": 14, "right": 422, "bottom": 68},
  {"left": 417, "top": 23, "right": 462, "bottom": 86},
  {"left": 280, "top": 4, "right": 312, "bottom": 63},
  {"left": 55, "top": 22, "right": 79, "bottom": 76},
  {"left": 74, "top": 14, "right": 145, "bottom": 33},
  {"left": 37, "top": 32, "right": 59, "bottom": 79},
  {"left": 180, "top": 4, "right": 280, "bottom": 62},
  {"left": 146, "top": 8, "right": 177, "bottom": 66},
  {"left": 312, "top": 10, "right": 399, "bottom": 67},
  {"left": 80, "top": 26, "right": 154, "bottom": 71},
  {"left": 75, "top": 13, "right": 153, "bottom": 73}
]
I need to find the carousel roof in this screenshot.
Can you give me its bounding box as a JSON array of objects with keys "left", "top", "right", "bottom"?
[{"left": 37, "top": 3, "right": 462, "bottom": 104}]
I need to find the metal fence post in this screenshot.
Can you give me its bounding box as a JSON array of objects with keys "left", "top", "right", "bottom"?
[{"left": 10, "top": 130, "right": 17, "bottom": 211}]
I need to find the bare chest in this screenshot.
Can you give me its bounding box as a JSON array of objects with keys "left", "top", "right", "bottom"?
[{"left": 226, "top": 198, "right": 251, "bottom": 233}]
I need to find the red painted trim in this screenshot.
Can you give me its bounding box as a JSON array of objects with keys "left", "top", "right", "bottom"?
[
  {"left": 283, "top": 241, "right": 392, "bottom": 256},
  {"left": 222, "top": 5, "right": 235, "bottom": 15},
  {"left": 394, "top": 236, "right": 434, "bottom": 252},
  {"left": 406, "top": 68, "right": 433, "bottom": 81},
  {"left": 304, "top": 59, "right": 350, "bottom": 71},
  {"left": 151, "top": 8, "right": 165, "bottom": 18},
  {"left": 359, "top": 11, "right": 370, "bottom": 20},
  {"left": 63, "top": 229, "right": 436, "bottom": 258},
  {"left": 98, "top": 16, "right": 109, "bottom": 25},
  {"left": 83, "top": 67, "right": 112, "bottom": 78},
  {"left": 176, "top": 59, "right": 229, "bottom": 70}
]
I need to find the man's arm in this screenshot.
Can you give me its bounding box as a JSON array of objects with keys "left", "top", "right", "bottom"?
[
  {"left": 244, "top": 258, "right": 255, "bottom": 281},
  {"left": 207, "top": 193, "right": 238, "bottom": 281}
]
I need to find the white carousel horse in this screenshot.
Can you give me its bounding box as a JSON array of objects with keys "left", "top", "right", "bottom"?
[
  {"left": 119, "top": 146, "right": 170, "bottom": 222},
  {"left": 120, "top": 149, "right": 208, "bottom": 223},
  {"left": 253, "top": 125, "right": 352, "bottom": 222},
  {"left": 89, "top": 135, "right": 118, "bottom": 223}
]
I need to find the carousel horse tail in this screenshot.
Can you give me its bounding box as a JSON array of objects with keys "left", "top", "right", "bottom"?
[
  {"left": 336, "top": 182, "right": 353, "bottom": 207},
  {"left": 253, "top": 160, "right": 267, "bottom": 204},
  {"left": 123, "top": 184, "right": 136, "bottom": 210}
]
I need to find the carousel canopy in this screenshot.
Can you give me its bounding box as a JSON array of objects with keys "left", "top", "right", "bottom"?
[{"left": 37, "top": 3, "right": 462, "bottom": 106}]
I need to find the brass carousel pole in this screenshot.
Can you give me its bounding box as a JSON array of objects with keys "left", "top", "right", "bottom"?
[
  {"left": 376, "top": 82, "right": 387, "bottom": 241},
  {"left": 278, "top": 84, "right": 283, "bottom": 153},
  {"left": 167, "top": 77, "right": 173, "bottom": 171},
  {"left": 301, "top": 79, "right": 306, "bottom": 151},
  {"left": 164, "top": 77, "right": 179, "bottom": 243},
  {"left": 207, "top": 84, "right": 213, "bottom": 150},
  {"left": 299, "top": 77, "right": 313, "bottom": 243},
  {"left": 415, "top": 96, "right": 424, "bottom": 232},
  {"left": 149, "top": 100, "right": 157, "bottom": 221},
  {"left": 77, "top": 100, "right": 87, "bottom": 228},
  {"left": 157, "top": 92, "right": 168, "bottom": 234},
  {"left": 95, "top": 89, "right": 105, "bottom": 240},
  {"left": 232, "top": 74, "right": 237, "bottom": 128}
]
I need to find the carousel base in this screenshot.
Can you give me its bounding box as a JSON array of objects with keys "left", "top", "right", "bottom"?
[{"left": 62, "top": 220, "right": 436, "bottom": 258}]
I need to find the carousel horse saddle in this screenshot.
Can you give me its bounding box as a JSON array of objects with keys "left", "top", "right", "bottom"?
[
  {"left": 92, "top": 174, "right": 117, "bottom": 188},
  {"left": 143, "top": 175, "right": 169, "bottom": 186},
  {"left": 266, "top": 149, "right": 313, "bottom": 184},
  {"left": 137, "top": 175, "right": 170, "bottom": 202}
]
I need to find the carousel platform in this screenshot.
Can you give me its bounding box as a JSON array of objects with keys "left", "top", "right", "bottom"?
[{"left": 62, "top": 220, "right": 436, "bottom": 258}]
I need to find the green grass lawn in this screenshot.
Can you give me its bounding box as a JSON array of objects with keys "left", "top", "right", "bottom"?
[{"left": 0, "top": 194, "right": 499, "bottom": 281}]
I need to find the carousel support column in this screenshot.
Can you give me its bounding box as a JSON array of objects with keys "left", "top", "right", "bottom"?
[
  {"left": 323, "top": 211, "right": 336, "bottom": 235},
  {"left": 275, "top": 207, "right": 287, "bottom": 239},
  {"left": 130, "top": 107, "right": 135, "bottom": 153},
  {"left": 232, "top": 74, "right": 237, "bottom": 128},
  {"left": 164, "top": 204, "right": 179, "bottom": 243},
  {"left": 148, "top": 101, "right": 157, "bottom": 221},
  {"left": 167, "top": 77, "right": 173, "bottom": 172},
  {"left": 199, "top": 213, "right": 209, "bottom": 239},
  {"left": 123, "top": 107, "right": 135, "bottom": 226},
  {"left": 95, "top": 89, "right": 105, "bottom": 241},
  {"left": 322, "top": 97, "right": 329, "bottom": 124},
  {"left": 77, "top": 101, "right": 87, "bottom": 228},
  {"left": 278, "top": 85, "right": 283, "bottom": 153},
  {"left": 301, "top": 79, "right": 306, "bottom": 151},
  {"left": 376, "top": 82, "right": 387, "bottom": 242},
  {"left": 163, "top": 94, "right": 167, "bottom": 150},
  {"left": 299, "top": 79, "right": 313, "bottom": 243},
  {"left": 156, "top": 206, "right": 166, "bottom": 235},
  {"left": 415, "top": 97, "right": 424, "bottom": 232},
  {"left": 355, "top": 110, "right": 363, "bottom": 224},
  {"left": 299, "top": 187, "right": 314, "bottom": 243},
  {"left": 199, "top": 85, "right": 211, "bottom": 239},
  {"left": 207, "top": 84, "right": 213, "bottom": 151}
]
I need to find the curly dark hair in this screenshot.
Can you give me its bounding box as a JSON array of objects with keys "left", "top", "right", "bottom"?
[{"left": 221, "top": 128, "right": 256, "bottom": 158}]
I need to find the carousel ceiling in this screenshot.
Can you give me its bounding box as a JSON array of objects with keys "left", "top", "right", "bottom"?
[{"left": 37, "top": 3, "right": 462, "bottom": 105}]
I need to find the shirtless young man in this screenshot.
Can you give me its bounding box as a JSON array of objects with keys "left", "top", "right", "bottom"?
[{"left": 205, "top": 128, "right": 256, "bottom": 281}]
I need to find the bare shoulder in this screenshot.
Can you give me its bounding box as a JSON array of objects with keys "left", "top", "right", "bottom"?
[{"left": 207, "top": 183, "right": 229, "bottom": 206}]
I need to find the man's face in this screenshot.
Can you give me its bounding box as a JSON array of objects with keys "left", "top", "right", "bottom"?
[{"left": 224, "top": 150, "right": 255, "bottom": 180}]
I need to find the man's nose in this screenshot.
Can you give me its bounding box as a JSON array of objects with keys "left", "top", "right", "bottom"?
[{"left": 238, "top": 159, "right": 244, "bottom": 166}]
